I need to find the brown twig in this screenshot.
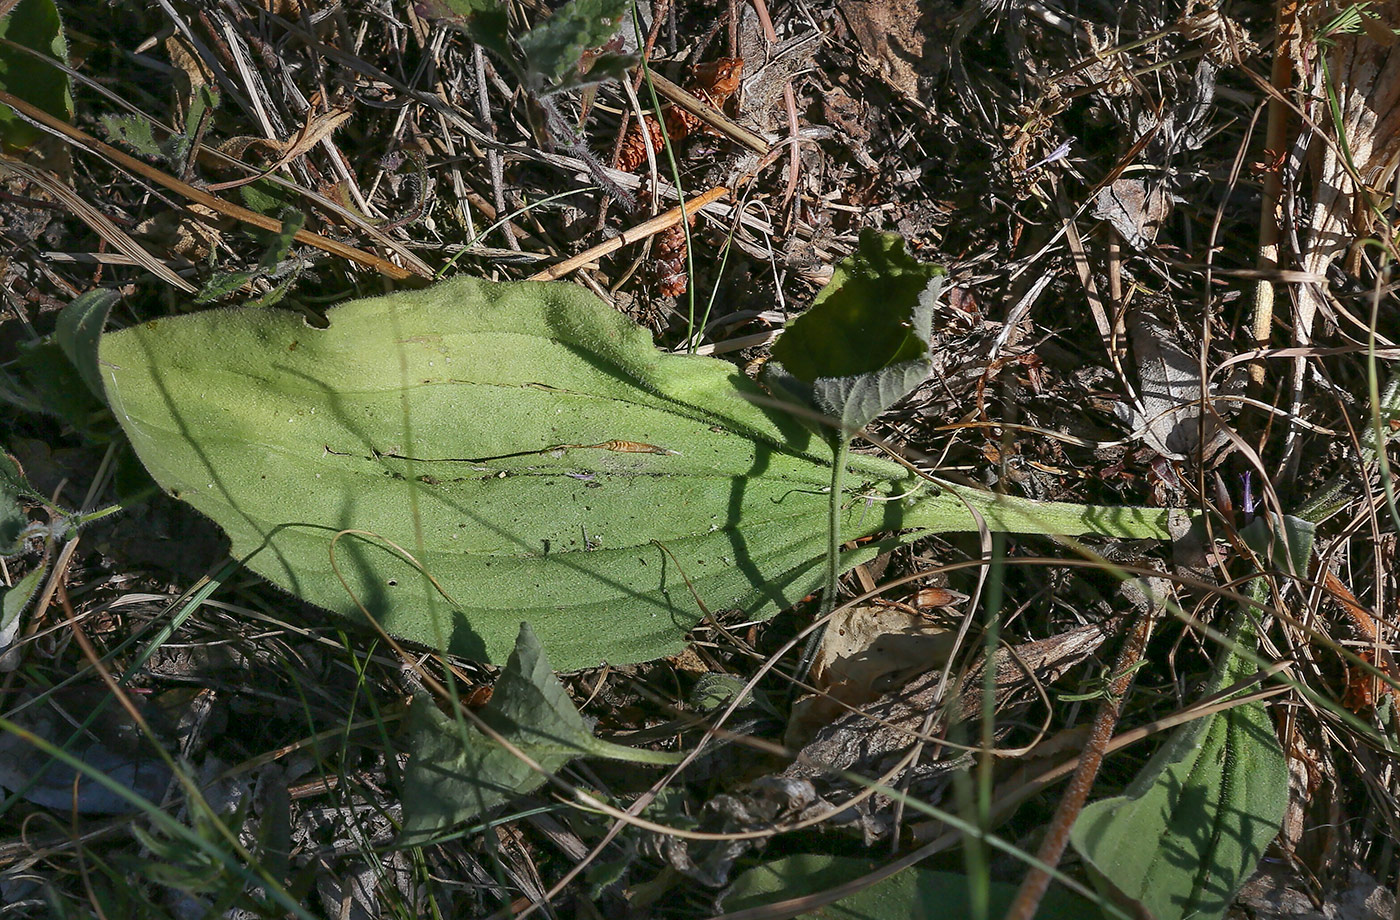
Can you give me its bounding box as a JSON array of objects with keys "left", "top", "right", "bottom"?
[
  {"left": 746, "top": 0, "right": 801, "bottom": 204},
  {"left": 527, "top": 185, "right": 731, "bottom": 282},
  {"left": 1002, "top": 608, "right": 1155, "bottom": 920},
  {"left": 644, "top": 69, "right": 771, "bottom": 156}
]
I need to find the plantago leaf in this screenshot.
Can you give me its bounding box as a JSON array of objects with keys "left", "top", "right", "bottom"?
[
  {"left": 1069, "top": 520, "right": 1292, "bottom": 920},
  {"left": 56, "top": 289, "right": 120, "bottom": 399},
  {"left": 723, "top": 855, "right": 1093, "bottom": 918},
  {"left": 400, "top": 623, "right": 680, "bottom": 841},
  {"left": 98, "top": 276, "right": 1180, "bottom": 668},
  {"left": 1069, "top": 647, "right": 1286, "bottom": 920}
]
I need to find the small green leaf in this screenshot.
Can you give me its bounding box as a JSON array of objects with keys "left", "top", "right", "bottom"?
[
  {"left": 196, "top": 211, "right": 304, "bottom": 304},
  {"left": 0, "top": 0, "right": 73, "bottom": 150},
  {"left": 256, "top": 211, "right": 305, "bottom": 271},
  {"left": 0, "top": 452, "right": 39, "bottom": 556},
  {"left": 0, "top": 450, "right": 43, "bottom": 503},
  {"left": 101, "top": 113, "right": 163, "bottom": 158},
  {"left": 0, "top": 564, "right": 46, "bottom": 659},
  {"left": 1241, "top": 513, "right": 1315, "bottom": 578},
  {"left": 195, "top": 270, "right": 256, "bottom": 304},
  {"left": 239, "top": 179, "right": 298, "bottom": 216},
  {"left": 399, "top": 623, "right": 679, "bottom": 842},
  {"left": 766, "top": 231, "right": 943, "bottom": 436},
  {"left": 162, "top": 83, "right": 219, "bottom": 167},
  {"left": 772, "top": 231, "right": 940, "bottom": 382},
  {"left": 723, "top": 855, "right": 1093, "bottom": 918},
  {"left": 56, "top": 289, "right": 121, "bottom": 399},
  {"left": 515, "top": 0, "right": 630, "bottom": 88}
]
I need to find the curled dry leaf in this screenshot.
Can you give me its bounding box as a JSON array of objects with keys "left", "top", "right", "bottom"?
[
  {"left": 786, "top": 603, "right": 955, "bottom": 748},
  {"left": 785, "top": 622, "right": 1111, "bottom": 787}
]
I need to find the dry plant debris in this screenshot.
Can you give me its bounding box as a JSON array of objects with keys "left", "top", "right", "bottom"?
[{"left": 0, "top": 0, "right": 1398, "bottom": 918}]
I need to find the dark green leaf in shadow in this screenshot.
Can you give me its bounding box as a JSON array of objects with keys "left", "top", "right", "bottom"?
[
  {"left": 13, "top": 339, "right": 117, "bottom": 440},
  {"left": 1070, "top": 553, "right": 1290, "bottom": 920},
  {"left": 55, "top": 289, "right": 120, "bottom": 399},
  {"left": 2, "top": 448, "right": 45, "bottom": 555},
  {"left": 0, "top": 0, "right": 73, "bottom": 150},
  {"left": 723, "top": 855, "right": 1093, "bottom": 918},
  {"left": 399, "top": 623, "right": 679, "bottom": 842}
]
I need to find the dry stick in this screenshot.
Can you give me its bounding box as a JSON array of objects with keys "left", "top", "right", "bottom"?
[
  {"left": 745, "top": 0, "right": 801, "bottom": 204},
  {"left": 0, "top": 89, "right": 420, "bottom": 281},
  {"left": 1248, "top": 0, "right": 1301, "bottom": 388},
  {"left": 646, "top": 69, "right": 771, "bottom": 156},
  {"left": 475, "top": 46, "right": 519, "bottom": 253},
  {"left": 528, "top": 184, "right": 731, "bottom": 281},
  {"left": 1002, "top": 609, "right": 1155, "bottom": 920}
]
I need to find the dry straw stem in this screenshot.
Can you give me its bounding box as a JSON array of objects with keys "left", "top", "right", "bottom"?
[
  {"left": 0, "top": 88, "right": 421, "bottom": 281},
  {"left": 1248, "top": 0, "right": 1301, "bottom": 387},
  {"left": 1283, "top": 6, "right": 1400, "bottom": 467},
  {"left": 646, "top": 69, "right": 772, "bottom": 156},
  {"left": 0, "top": 157, "right": 197, "bottom": 293},
  {"left": 528, "top": 184, "right": 732, "bottom": 281}
]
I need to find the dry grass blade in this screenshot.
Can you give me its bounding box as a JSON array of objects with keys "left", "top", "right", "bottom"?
[
  {"left": 0, "top": 158, "right": 196, "bottom": 293},
  {"left": 0, "top": 89, "right": 421, "bottom": 281}
]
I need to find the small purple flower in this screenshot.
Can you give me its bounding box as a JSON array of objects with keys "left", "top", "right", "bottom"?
[{"left": 1240, "top": 471, "right": 1257, "bottom": 519}]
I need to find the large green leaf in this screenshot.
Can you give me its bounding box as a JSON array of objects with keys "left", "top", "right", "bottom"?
[
  {"left": 400, "top": 622, "right": 680, "bottom": 842},
  {"left": 98, "top": 276, "right": 1178, "bottom": 668}
]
